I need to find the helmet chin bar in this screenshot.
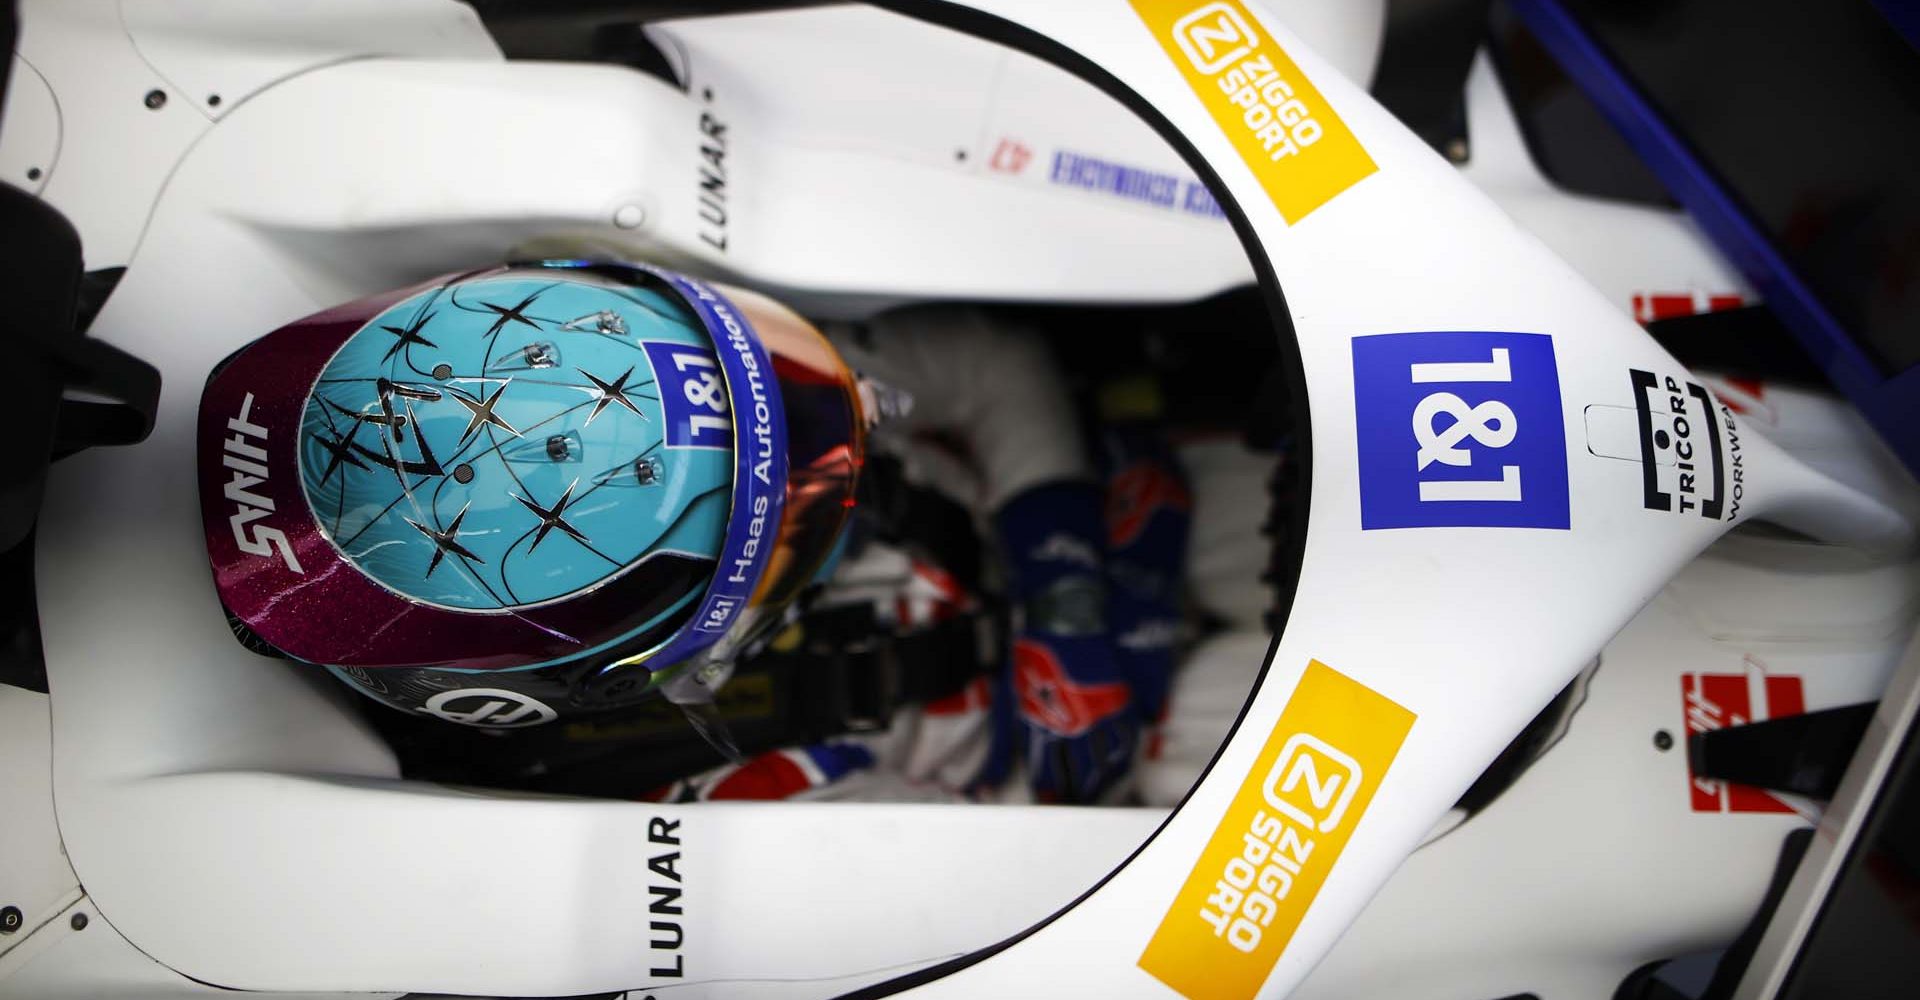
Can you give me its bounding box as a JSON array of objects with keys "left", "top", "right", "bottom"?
[{"left": 23, "top": 3, "right": 1913, "bottom": 1000}]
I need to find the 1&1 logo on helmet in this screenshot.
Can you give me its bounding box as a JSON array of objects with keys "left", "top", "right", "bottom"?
[{"left": 1351, "top": 331, "right": 1570, "bottom": 529}]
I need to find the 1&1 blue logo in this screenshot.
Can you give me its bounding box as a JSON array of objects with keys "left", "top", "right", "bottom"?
[{"left": 1351, "top": 331, "right": 1569, "bottom": 530}]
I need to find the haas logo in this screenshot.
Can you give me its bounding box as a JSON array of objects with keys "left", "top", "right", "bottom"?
[
  {"left": 222, "top": 393, "right": 302, "bottom": 574},
  {"left": 422, "top": 688, "right": 557, "bottom": 728},
  {"left": 1683, "top": 663, "right": 1807, "bottom": 814}
]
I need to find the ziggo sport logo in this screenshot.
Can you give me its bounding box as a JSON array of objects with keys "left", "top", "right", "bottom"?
[
  {"left": 1139, "top": 660, "right": 1412, "bottom": 1000},
  {"left": 1172, "top": 2, "right": 1325, "bottom": 162},
  {"left": 1197, "top": 733, "right": 1360, "bottom": 951}
]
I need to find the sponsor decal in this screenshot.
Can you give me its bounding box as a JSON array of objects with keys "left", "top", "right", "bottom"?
[
  {"left": 1140, "top": 660, "right": 1414, "bottom": 1000},
  {"left": 646, "top": 817, "right": 686, "bottom": 979},
  {"left": 1013, "top": 639, "right": 1130, "bottom": 737},
  {"left": 988, "top": 137, "right": 1034, "bottom": 174},
  {"left": 1683, "top": 660, "right": 1807, "bottom": 813},
  {"left": 1047, "top": 150, "right": 1228, "bottom": 220},
  {"left": 1182, "top": 182, "right": 1227, "bottom": 218},
  {"left": 637, "top": 272, "right": 787, "bottom": 657},
  {"left": 1632, "top": 291, "right": 1744, "bottom": 325},
  {"left": 1352, "top": 331, "right": 1570, "bottom": 530},
  {"left": 1630, "top": 368, "right": 1744, "bottom": 522},
  {"left": 642, "top": 341, "right": 731, "bottom": 449},
  {"left": 696, "top": 91, "right": 729, "bottom": 253},
  {"left": 421, "top": 688, "right": 557, "bottom": 728},
  {"left": 222, "top": 392, "right": 304, "bottom": 573},
  {"left": 1130, "top": 0, "right": 1376, "bottom": 223},
  {"left": 998, "top": 139, "right": 1227, "bottom": 221}
]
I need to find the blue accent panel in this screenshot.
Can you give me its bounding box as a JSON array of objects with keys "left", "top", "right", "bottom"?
[
  {"left": 638, "top": 270, "right": 789, "bottom": 666},
  {"left": 1352, "top": 331, "right": 1570, "bottom": 530},
  {"left": 1509, "top": 0, "right": 1920, "bottom": 476}
]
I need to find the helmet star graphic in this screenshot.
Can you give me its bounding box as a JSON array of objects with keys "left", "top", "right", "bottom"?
[
  {"left": 578, "top": 366, "right": 650, "bottom": 426},
  {"left": 480, "top": 287, "right": 549, "bottom": 338},
  {"left": 378, "top": 309, "right": 438, "bottom": 362},
  {"left": 451, "top": 383, "right": 519, "bottom": 443},
  {"left": 311, "top": 425, "right": 370, "bottom": 485},
  {"left": 401, "top": 502, "right": 480, "bottom": 579},
  {"left": 404, "top": 502, "right": 484, "bottom": 579},
  {"left": 512, "top": 480, "right": 590, "bottom": 553}
]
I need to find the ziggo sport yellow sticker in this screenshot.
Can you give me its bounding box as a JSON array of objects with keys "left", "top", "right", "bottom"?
[
  {"left": 1138, "top": 660, "right": 1415, "bottom": 1000},
  {"left": 1130, "top": 0, "right": 1377, "bottom": 224}
]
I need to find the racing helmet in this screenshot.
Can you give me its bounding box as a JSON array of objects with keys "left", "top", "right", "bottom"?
[{"left": 199, "top": 261, "right": 864, "bottom": 726}]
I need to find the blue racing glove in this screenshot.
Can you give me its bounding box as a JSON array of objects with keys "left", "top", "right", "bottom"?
[
  {"left": 996, "top": 481, "right": 1137, "bottom": 803},
  {"left": 1100, "top": 429, "right": 1191, "bottom": 730}
]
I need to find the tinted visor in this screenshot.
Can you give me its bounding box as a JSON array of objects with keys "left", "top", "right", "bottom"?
[{"left": 701, "top": 280, "right": 864, "bottom": 645}]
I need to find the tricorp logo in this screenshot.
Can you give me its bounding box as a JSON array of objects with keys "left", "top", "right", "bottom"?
[
  {"left": 1172, "top": 2, "right": 1258, "bottom": 74},
  {"left": 1630, "top": 368, "right": 1743, "bottom": 523},
  {"left": 1131, "top": 0, "right": 1376, "bottom": 224},
  {"left": 1352, "top": 331, "right": 1570, "bottom": 530},
  {"left": 1140, "top": 660, "right": 1414, "bottom": 1000}
]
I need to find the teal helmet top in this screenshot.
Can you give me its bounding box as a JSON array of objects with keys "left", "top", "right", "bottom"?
[
  {"left": 300, "top": 272, "right": 731, "bottom": 612},
  {"left": 203, "top": 260, "right": 865, "bottom": 727}
]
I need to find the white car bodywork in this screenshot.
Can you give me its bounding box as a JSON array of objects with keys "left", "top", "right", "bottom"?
[
  {"left": 1158, "top": 384, "right": 1920, "bottom": 999},
  {"left": 1, "top": 1, "right": 1914, "bottom": 998}
]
